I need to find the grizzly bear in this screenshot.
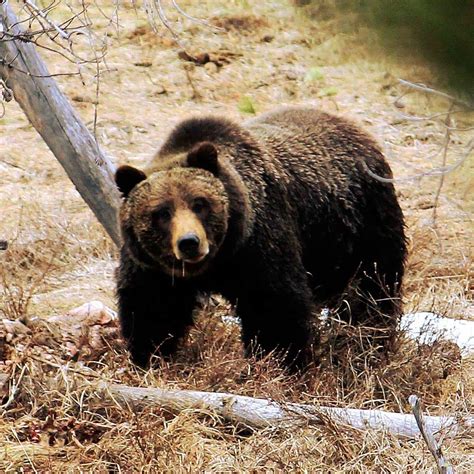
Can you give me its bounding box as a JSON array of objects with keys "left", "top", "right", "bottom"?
[{"left": 115, "top": 106, "right": 407, "bottom": 369}]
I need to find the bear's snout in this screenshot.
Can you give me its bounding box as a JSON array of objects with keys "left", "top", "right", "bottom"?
[
  {"left": 171, "top": 208, "right": 210, "bottom": 263},
  {"left": 178, "top": 233, "right": 201, "bottom": 259}
]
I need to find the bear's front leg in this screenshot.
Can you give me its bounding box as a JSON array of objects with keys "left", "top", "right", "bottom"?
[{"left": 117, "top": 259, "right": 196, "bottom": 367}]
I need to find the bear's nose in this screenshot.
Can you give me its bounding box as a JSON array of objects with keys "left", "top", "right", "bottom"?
[{"left": 177, "top": 233, "right": 200, "bottom": 258}]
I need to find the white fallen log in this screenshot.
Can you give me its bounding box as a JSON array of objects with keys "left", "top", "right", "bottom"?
[{"left": 99, "top": 383, "right": 473, "bottom": 439}]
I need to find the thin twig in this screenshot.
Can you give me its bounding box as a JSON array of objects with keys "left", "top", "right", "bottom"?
[
  {"left": 23, "top": 0, "right": 70, "bottom": 39},
  {"left": 28, "top": 354, "right": 121, "bottom": 383},
  {"left": 398, "top": 79, "right": 473, "bottom": 109},
  {"left": 171, "top": 0, "right": 224, "bottom": 30},
  {"left": 183, "top": 64, "right": 201, "bottom": 100},
  {"left": 0, "top": 57, "right": 79, "bottom": 77},
  {"left": 409, "top": 395, "right": 454, "bottom": 474},
  {"left": 364, "top": 79, "right": 473, "bottom": 184},
  {"left": 363, "top": 137, "right": 473, "bottom": 183},
  {"left": 0, "top": 363, "right": 28, "bottom": 411},
  {"left": 432, "top": 105, "right": 454, "bottom": 224}
]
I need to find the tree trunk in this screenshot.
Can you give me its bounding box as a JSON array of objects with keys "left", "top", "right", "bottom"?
[{"left": 0, "top": 3, "right": 121, "bottom": 246}]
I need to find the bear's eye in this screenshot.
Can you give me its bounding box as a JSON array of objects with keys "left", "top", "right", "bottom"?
[
  {"left": 192, "top": 198, "right": 210, "bottom": 214},
  {"left": 151, "top": 207, "right": 172, "bottom": 224}
]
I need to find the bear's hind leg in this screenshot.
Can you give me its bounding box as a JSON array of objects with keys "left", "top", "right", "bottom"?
[
  {"left": 237, "top": 278, "right": 314, "bottom": 371},
  {"left": 332, "top": 243, "right": 405, "bottom": 365}
]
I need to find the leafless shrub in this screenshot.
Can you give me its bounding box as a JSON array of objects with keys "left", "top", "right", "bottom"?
[
  {"left": 367, "top": 80, "right": 473, "bottom": 225},
  {"left": 0, "top": 218, "right": 67, "bottom": 320}
]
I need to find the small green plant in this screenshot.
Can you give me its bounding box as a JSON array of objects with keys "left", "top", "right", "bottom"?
[
  {"left": 304, "top": 67, "right": 324, "bottom": 82},
  {"left": 238, "top": 96, "right": 257, "bottom": 114},
  {"left": 318, "top": 86, "right": 338, "bottom": 97}
]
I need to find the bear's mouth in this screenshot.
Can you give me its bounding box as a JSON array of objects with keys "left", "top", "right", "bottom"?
[
  {"left": 174, "top": 242, "right": 210, "bottom": 265},
  {"left": 183, "top": 258, "right": 203, "bottom": 266},
  {"left": 160, "top": 253, "right": 211, "bottom": 278},
  {"left": 181, "top": 252, "right": 208, "bottom": 265}
]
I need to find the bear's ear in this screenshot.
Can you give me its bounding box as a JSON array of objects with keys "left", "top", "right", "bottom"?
[
  {"left": 187, "top": 142, "right": 219, "bottom": 175},
  {"left": 115, "top": 165, "right": 147, "bottom": 198}
]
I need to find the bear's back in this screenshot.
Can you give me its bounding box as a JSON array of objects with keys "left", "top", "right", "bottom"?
[
  {"left": 145, "top": 115, "right": 263, "bottom": 176},
  {"left": 244, "top": 106, "right": 383, "bottom": 169},
  {"left": 243, "top": 106, "right": 392, "bottom": 205}
]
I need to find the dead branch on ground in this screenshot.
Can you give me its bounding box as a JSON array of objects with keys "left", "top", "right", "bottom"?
[{"left": 97, "top": 382, "right": 473, "bottom": 439}]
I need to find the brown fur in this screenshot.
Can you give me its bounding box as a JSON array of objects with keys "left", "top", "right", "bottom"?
[{"left": 115, "top": 106, "right": 407, "bottom": 370}]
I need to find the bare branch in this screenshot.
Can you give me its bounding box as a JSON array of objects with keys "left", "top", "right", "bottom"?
[
  {"left": 432, "top": 105, "right": 454, "bottom": 223},
  {"left": 0, "top": 3, "right": 121, "bottom": 245},
  {"left": 364, "top": 135, "right": 473, "bottom": 184},
  {"left": 143, "top": 0, "right": 222, "bottom": 50},
  {"left": 171, "top": 0, "right": 223, "bottom": 30},
  {"left": 23, "top": 0, "right": 70, "bottom": 40},
  {"left": 409, "top": 395, "right": 454, "bottom": 474},
  {"left": 398, "top": 79, "right": 473, "bottom": 109},
  {"left": 364, "top": 80, "right": 473, "bottom": 185}
]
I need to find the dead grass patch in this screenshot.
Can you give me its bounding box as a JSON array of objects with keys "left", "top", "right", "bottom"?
[{"left": 211, "top": 14, "right": 269, "bottom": 33}]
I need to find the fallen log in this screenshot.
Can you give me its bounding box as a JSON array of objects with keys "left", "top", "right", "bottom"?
[{"left": 99, "top": 382, "right": 473, "bottom": 439}]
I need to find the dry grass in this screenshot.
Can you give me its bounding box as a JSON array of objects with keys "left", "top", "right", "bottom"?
[
  {"left": 1, "top": 0, "right": 473, "bottom": 471},
  {"left": 1, "top": 308, "right": 472, "bottom": 472}
]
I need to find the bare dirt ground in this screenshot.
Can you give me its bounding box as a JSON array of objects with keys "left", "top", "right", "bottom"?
[{"left": 1, "top": 1, "right": 473, "bottom": 471}]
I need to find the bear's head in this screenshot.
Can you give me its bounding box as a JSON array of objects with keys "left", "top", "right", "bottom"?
[{"left": 115, "top": 142, "right": 234, "bottom": 278}]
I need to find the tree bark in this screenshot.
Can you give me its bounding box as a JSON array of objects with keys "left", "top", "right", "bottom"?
[{"left": 0, "top": 3, "right": 121, "bottom": 246}]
